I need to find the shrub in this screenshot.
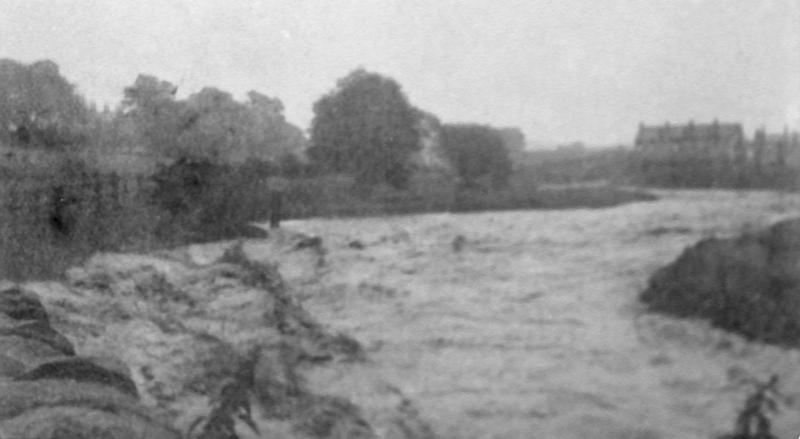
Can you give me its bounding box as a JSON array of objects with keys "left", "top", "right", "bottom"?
[
  {"left": 641, "top": 219, "right": 800, "bottom": 347},
  {"left": 719, "top": 375, "right": 782, "bottom": 439},
  {"left": 0, "top": 159, "right": 159, "bottom": 280},
  {"left": 440, "top": 123, "right": 513, "bottom": 189},
  {"left": 150, "top": 157, "right": 273, "bottom": 243}
]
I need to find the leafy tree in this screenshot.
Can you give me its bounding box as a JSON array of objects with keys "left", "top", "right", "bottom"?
[
  {"left": 246, "top": 91, "right": 307, "bottom": 162},
  {"left": 119, "top": 76, "right": 307, "bottom": 164},
  {"left": 0, "top": 59, "right": 89, "bottom": 148},
  {"left": 277, "top": 152, "right": 306, "bottom": 178},
  {"left": 178, "top": 87, "right": 249, "bottom": 162},
  {"left": 440, "top": 123, "right": 513, "bottom": 189},
  {"left": 177, "top": 88, "right": 307, "bottom": 164},
  {"left": 120, "top": 74, "right": 187, "bottom": 157},
  {"left": 308, "top": 68, "right": 421, "bottom": 189},
  {"left": 122, "top": 74, "right": 178, "bottom": 109}
]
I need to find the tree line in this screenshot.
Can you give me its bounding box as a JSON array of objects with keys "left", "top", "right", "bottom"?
[{"left": 0, "top": 59, "right": 519, "bottom": 192}]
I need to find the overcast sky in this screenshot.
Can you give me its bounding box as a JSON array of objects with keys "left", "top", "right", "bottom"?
[{"left": 1, "top": 0, "right": 798, "bottom": 145}]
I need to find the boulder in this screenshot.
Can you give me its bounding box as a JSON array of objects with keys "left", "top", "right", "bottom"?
[
  {"left": 0, "top": 284, "right": 181, "bottom": 439},
  {"left": 0, "top": 287, "right": 77, "bottom": 369},
  {"left": 16, "top": 356, "right": 139, "bottom": 397},
  {"left": 0, "top": 287, "right": 49, "bottom": 323},
  {"left": 0, "top": 381, "right": 178, "bottom": 439}
]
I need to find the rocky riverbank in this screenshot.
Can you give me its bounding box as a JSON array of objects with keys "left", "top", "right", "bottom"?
[{"left": 2, "top": 229, "right": 435, "bottom": 439}]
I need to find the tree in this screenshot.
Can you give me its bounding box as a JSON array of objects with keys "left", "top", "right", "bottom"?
[
  {"left": 308, "top": 69, "right": 421, "bottom": 189},
  {"left": 245, "top": 91, "right": 307, "bottom": 162},
  {"left": 0, "top": 59, "right": 89, "bottom": 148},
  {"left": 120, "top": 74, "right": 186, "bottom": 157},
  {"left": 497, "top": 127, "right": 526, "bottom": 163},
  {"left": 440, "top": 123, "right": 513, "bottom": 189},
  {"left": 178, "top": 87, "right": 249, "bottom": 162},
  {"left": 177, "top": 88, "right": 308, "bottom": 164}
]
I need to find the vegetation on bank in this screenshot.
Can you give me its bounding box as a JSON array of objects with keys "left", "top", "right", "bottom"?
[
  {"left": 0, "top": 159, "right": 653, "bottom": 280},
  {"left": 641, "top": 219, "right": 800, "bottom": 348},
  {"left": 0, "top": 58, "right": 657, "bottom": 280}
]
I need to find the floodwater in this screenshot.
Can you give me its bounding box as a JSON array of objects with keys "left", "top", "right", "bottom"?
[{"left": 278, "top": 190, "right": 800, "bottom": 439}]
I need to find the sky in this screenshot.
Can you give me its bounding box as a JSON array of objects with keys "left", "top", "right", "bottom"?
[{"left": 1, "top": 0, "right": 798, "bottom": 146}]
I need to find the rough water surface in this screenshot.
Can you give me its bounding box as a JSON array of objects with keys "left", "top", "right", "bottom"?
[{"left": 275, "top": 190, "right": 800, "bottom": 439}]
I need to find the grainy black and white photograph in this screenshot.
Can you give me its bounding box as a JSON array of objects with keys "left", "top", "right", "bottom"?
[{"left": 1, "top": 1, "right": 800, "bottom": 438}]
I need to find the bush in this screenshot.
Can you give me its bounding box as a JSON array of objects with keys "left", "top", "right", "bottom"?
[
  {"left": 440, "top": 123, "right": 513, "bottom": 189},
  {"left": 641, "top": 219, "right": 800, "bottom": 347},
  {"left": 0, "top": 159, "right": 160, "bottom": 280},
  {"left": 150, "top": 157, "right": 273, "bottom": 243}
]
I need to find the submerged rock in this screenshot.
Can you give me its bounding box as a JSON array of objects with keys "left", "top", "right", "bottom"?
[{"left": 641, "top": 217, "right": 800, "bottom": 346}]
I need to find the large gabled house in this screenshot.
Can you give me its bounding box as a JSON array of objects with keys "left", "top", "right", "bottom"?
[
  {"left": 752, "top": 127, "right": 800, "bottom": 170},
  {"left": 633, "top": 120, "right": 748, "bottom": 187},
  {"left": 633, "top": 119, "right": 799, "bottom": 188},
  {"left": 634, "top": 120, "right": 746, "bottom": 160}
]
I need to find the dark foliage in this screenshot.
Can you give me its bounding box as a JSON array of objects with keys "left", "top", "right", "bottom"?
[
  {"left": 0, "top": 59, "right": 89, "bottom": 149},
  {"left": 440, "top": 123, "right": 513, "bottom": 189},
  {"left": 150, "top": 157, "right": 275, "bottom": 243},
  {"left": 308, "top": 68, "right": 421, "bottom": 189},
  {"left": 188, "top": 378, "right": 259, "bottom": 439},
  {"left": 641, "top": 219, "right": 800, "bottom": 347}
]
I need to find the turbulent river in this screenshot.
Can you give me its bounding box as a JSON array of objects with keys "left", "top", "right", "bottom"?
[{"left": 278, "top": 189, "right": 800, "bottom": 439}]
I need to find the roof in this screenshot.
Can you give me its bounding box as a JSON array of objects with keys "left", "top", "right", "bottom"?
[
  {"left": 765, "top": 132, "right": 800, "bottom": 143},
  {"left": 636, "top": 122, "right": 743, "bottom": 144}
]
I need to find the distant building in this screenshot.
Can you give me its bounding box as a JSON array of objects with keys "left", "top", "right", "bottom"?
[
  {"left": 634, "top": 119, "right": 799, "bottom": 188},
  {"left": 634, "top": 120, "right": 747, "bottom": 187},
  {"left": 752, "top": 127, "right": 800, "bottom": 169},
  {"left": 556, "top": 142, "right": 586, "bottom": 153},
  {"left": 635, "top": 120, "right": 745, "bottom": 160}
]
